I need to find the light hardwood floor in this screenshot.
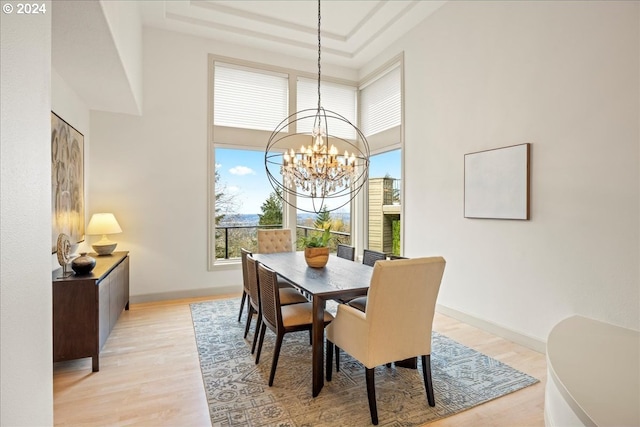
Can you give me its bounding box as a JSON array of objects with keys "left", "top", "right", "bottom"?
[{"left": 53, "top": 295, "right": 547, "bottom": 426}]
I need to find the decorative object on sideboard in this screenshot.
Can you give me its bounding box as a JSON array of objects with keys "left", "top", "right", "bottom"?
[
  {"left": 71, "top": 252, "right": 96, "bottom": 275},
  {"left": 51, "top": 112, "right": 85, "bottom": 253},
  {"left": 56, "top": 233, "right": 73, "bottom": 277},
  {"left": 264, "top": 0, "right": 370, "bottom": 214},
  {"left": 86, "top": 213, "right": 122, "bottom": 255}
]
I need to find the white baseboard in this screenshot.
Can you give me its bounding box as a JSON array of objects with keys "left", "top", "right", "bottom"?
[
  {"left": 130, "top": 285, "right": 240, "bottom": 304},
  {"left": 436, "top": 304, "right": 546, "bottom": 354}
]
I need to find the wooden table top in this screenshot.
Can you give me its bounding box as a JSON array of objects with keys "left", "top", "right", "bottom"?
[{"left": 252, "top": 251, "right": 372, "bottom": 299}]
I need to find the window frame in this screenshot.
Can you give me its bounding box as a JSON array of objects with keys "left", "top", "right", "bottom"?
[
  {"left": 207, "top": 54, "right": 360, "bottom": 270},
  {"left": 358, "top": 54, "right": 405, "bottom": 256}
]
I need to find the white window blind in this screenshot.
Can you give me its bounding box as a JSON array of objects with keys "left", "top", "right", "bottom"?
[
  {"left": 214, "top": 62, "right": 289, "bottom": 132},
  {"left": 297, "top": 77, "right": 357, "bottom": 139},
  {"left": 360, "top": 65, "right": 401, "bottom": 137}
]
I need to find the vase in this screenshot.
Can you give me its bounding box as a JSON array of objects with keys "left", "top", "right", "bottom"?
[
  {"left": 304, "top": 247, "right": 329, "bottom": 268},
  {"left": 71, "top": 252, "right": 96, "bottom": 275}
]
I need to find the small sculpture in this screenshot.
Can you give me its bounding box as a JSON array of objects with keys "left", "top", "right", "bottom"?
[{"left": 56, "top": 233, "right": 73, "bottom": 277}]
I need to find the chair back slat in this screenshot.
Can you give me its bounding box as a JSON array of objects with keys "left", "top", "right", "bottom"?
[
  {"left": 362, "top": 249, "right": 386, "bottom": 266},
  {"left": 336, "top": 244, "right": 355, "bottom": 261},
  {"left": 257, "top": 263, "right": 282, "bottom": 330},
  {"left": 245, "top": 254, "right": 260, "bottom": 312},
  {"left": 240, "top": 248, "right": 252, "bottom": 294}
]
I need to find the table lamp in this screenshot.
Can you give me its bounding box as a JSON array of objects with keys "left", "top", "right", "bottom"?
[{"left": 86, "top": 213, "right": 122, "bottom": 255}]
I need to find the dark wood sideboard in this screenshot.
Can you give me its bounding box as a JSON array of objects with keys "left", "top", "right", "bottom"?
[{"left": 52, "top": 251, "right": 129, "bottom": 372}]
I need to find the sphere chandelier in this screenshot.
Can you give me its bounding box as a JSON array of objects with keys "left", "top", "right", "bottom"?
[{"left": 265, "top": 0, "right": 370, "bottom": 214}]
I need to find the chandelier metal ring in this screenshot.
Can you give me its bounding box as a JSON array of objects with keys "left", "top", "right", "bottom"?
[{"left": 265, "top": 107, "right": 370, "bottom": 214}]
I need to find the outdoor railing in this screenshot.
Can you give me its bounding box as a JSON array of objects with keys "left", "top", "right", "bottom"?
[{"left": 214, "top": 224, "right": 351, "bottom": 260}]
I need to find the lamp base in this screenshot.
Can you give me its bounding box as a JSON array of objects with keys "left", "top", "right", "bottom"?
[{"left": 92, "top": 242, "right": 117, "bottom": 256}]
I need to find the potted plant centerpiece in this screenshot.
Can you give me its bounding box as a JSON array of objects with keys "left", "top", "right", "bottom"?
[{"left": 301, "top": 226, "right": 332, "bottom": 268}]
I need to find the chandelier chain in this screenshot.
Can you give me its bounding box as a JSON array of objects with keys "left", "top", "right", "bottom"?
[
  {"left": 317, "top": 0, "right": 321, "bottom": 111},
  {"left": 265, "top": 0, "right": 370, "bottom": 214}
]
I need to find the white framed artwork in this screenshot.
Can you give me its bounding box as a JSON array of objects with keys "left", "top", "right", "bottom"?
[{"left": 464, "top": 143, "right": 530, "bottom": 220}]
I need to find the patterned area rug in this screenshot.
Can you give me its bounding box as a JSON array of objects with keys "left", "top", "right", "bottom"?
[{"left": 191, "top": 298, "right": 538, "bottom": 427}]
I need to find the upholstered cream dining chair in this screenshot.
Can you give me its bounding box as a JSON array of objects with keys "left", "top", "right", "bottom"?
[
  {"left": 325, "top": 256, "right": 446, "bottom": 425},
  {"left": 257, "top": 229, "right": 293, "bottom": 254}
]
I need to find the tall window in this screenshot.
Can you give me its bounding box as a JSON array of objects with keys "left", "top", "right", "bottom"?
[
  {"left": 367, "top": 149, "right": 402, "bottom": 255},
  {"left": 209, "top": 56, "right": 359, "bottom": 266},
  {"left": 295, "top": 77, "right": 356, "bottom": 247},
  {"left": 360, "top": 59, "right": 403, "bottom": 255},
  {"left": 360, "top": 64, "right": 401, "bottom": 139},
  {"left": 214, "top": 148, "right": 283, "bottom": 260}
]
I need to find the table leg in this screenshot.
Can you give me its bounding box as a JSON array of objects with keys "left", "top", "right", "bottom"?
[{"left": 312, "top": 295, "right": 326, "bottom": 397}]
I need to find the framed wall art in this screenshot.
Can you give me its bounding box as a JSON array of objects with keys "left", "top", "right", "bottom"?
[
  {"left": 51, "top": 112, "right": 85, "bottom": 253},
  {"left": 464, "top": 143, "right": 530, "bottom": 220}
]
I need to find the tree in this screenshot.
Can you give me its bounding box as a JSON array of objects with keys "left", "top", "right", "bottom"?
[
  {"left": 214, "top": 168, "right": 239, "bottom": 225},
  {"left": 258, "top": 190, "right": 283, "bottom": 226},
  {"left": 313, "top": 206, "right": 331, "bottom": 230}
]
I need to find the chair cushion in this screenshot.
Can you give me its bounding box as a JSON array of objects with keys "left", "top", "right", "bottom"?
[
  {"left": 277, "top": 275, "right": 296, "bottom": 288},
  {"left": 348, "top": 296, "right": 367, "bottom": 312},
  {"left": 281, "top": 302, "right": 333, "bottom": 327},
  {"left": 279, "top": 288, "right": 308, "bottom": 306}
]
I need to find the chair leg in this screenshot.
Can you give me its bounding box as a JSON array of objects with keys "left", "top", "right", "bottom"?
[
  {"left": 326, "top": 339, "right": 333, "bottom": 381},
  {"left": 251, "top": 317, "right": 262, "bottom": 354},
  {"left": 255, "top": 323, "right": 267, "bottom": 364},
  {"left": 421, "top": 355, "right": 435, "bottom": 407},
  {"left": 366, "top": 367, "right": 378, "bottom": 425},
  {"left": 268, "top": 333, "right": 284, "bottom": 386},
  {"left": 309, "top": 329, "right": 312, "bottom": 345},
  {"left": 335, "top": 346, "right": 340, "bottom": 372},
  {"left": 237, "top": 291, "right": 247, "bottom": 322},
  {"left": 243, "top": 306, "right": 255, "bottom": 338}
]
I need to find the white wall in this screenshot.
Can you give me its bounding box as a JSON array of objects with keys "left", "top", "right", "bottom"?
[
  {"left": 90, "top": 28, "right": 357, "bottom": 301},
  {"left": 0, "top": 2, "right": 54, "bottom": 425},
  {"left": 100, "top": 0, "right": 143, "bottom": 113},
  {"left": 365, "top": 1, "right": 639, "bottom": 343}
]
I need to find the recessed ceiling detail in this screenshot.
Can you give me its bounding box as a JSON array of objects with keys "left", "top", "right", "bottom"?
[{"left": 141, "top": 0, "right": 446, "bottom": 68}]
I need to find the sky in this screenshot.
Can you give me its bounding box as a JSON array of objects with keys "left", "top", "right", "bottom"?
[{"left": 215, "top": 147, "right": 401, "bottom": 215}]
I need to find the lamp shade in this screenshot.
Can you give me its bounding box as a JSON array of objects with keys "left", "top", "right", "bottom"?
[{"left": 86, "top": 213, "right": 122, "bottom": 236}]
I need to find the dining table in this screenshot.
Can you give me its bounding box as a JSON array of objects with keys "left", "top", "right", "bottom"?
[{"left": 252, "top": 251, "right": 373, "bottom": 397}]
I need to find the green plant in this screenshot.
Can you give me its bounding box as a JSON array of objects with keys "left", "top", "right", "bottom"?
[{"left": 300, "top": 226, "right": 333, "bottom": 248}]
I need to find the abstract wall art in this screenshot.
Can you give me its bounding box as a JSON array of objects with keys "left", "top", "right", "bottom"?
[{"left": 51, "top": 112, "right": 84, "bottom": 252}]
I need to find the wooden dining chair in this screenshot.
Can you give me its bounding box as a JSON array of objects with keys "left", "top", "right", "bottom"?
[
  {"left": 326, "top": 257, "right": 446, "bottom": 425},
  {"left": 362, "top": 249, "right": 386, "bottom": 266},
  {"left": 255, "top": 262, "right": 334, "bottom": 386},
  {"left": 336, "top": 244, "right": 356, "bottom": 261},
  {"left": 243, "top": 251, "right": 308, "bottom": 354},
  {"left": 238, "top": 247, "right": 253, "bottom": 322},
  {"left": 337, "top": 249, "right": 386, "bottom": 309}
]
